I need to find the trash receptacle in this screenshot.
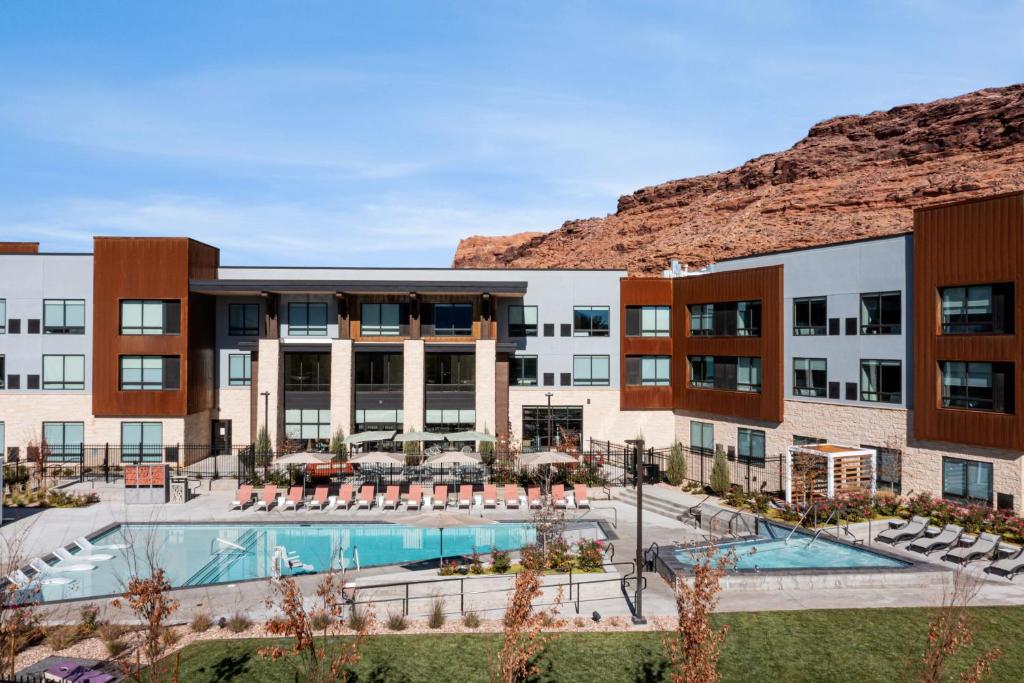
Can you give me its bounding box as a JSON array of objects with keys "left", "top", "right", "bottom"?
[
  {"left": 170, "top": 477, "right": 191, "bottom": 504},
  {"left": 643, "top": 463, "right": 661, "bottom": 484}
]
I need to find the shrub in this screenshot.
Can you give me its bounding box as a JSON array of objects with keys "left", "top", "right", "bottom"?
[
  {"left": 546, "top": 537, "right": 572, "bottom": 573},
  {"left": 226, "top": 612, "right": 252, "bottom": 633},
  {"left": 160, "top": 627, "right": 181, "bottom": 648},
  {"left": 575, "top": 539, "right": 603, "bottom": 571},
  {"left": 462, "top": 612, "right": 481, "bottom": 629},
  {"left": 520, "top": 545, "right": 545, "bottom": 572},
  {"left": 346, "top": 605, "right": 370, "bottom": 632},
  {"left": 189, "top": 611, "right": 213, "bottom": 633},
  {"left": 427, "top": 596, "right": 446, "bottom": 629},
  {"left": 666, "top": 442, "right": 687, "bottom": 486},
  {"left": 439, "top": 560, "right": 460, "bottom": 576},
  {"left": 710, "top": 447, "right": 731, "bottom": 495},
  {"left": 749, "top": 493, "right": 770, "bottom": 514},
  {"left": 874, "top": 490, "right": 900, "bottom": 516},
  {"left": 104, "top": 637, "right": 128, "bottom": 658},
  {"left": 329, "top": 427, "right": 347, "bottom": 459},
  {"left": 468, "top": 549, "right": 484, "bottom": 575},
  {"left": 491, "top": 549, "right": 512, "bottom": 574},
  {"left": 97, "top": 622, "right": 126, "bottom": 643},
  {"left": 723, "top": 487, "right": 748, "bottom": 509},
  {"left": 310, "top": 610, "right": 332, "bottom": 631},
  {"left": 386, "top": 612, "right": 408, "bottom": 631},
  {"left": 45, "top": 625, "right": 82, "bottom": 651},
  {"left": 78, "top": 605, "right": 100, "bottom": 633}
]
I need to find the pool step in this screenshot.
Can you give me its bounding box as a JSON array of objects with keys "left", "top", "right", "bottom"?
[{"left": 184, "top": 529, "right": 262, "bottom": 587}]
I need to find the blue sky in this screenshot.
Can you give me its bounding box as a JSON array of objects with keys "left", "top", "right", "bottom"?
[{"left": 0, "top": 1, "right": 1021, "bottom": 266}]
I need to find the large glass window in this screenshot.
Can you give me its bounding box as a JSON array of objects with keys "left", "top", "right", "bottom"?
[
  {"left": 511, "top": 355, "right": 538, "bottom": 386},
  {"left": 288, "top": 302, "right": 328, "bottom": 336},
  {"left": 0, "top": 356, "right": 4, "bottom": 389},
  {"left": 120, "top": 300, "right": 180, "bottom": 335},
  {"left": 689, "top": 304, "right": 714, "bottom": 336},
  {"left": 572, "top": 355, "right": 610, "bottom": 386},
  {"left": 42, "top": 422, "right": 84, "bottom": 461},
  {"left": 43, "top": 299, "right": 85, "bottom": 334},
  {"left": 228, "top": 303, "right": 260, "bottom": 336},
  {"left": 860, "top": 292, "right": 901, "bottom": 335},
  {"left": 42, "top": 355, "right": 85, "bottom": 390},
  {"left": 625, "top": 356, "right": 670, "bottom": 386},
  {"left": 284, "top": 353, "right": 331, "bottom": 392},
  {"left": 738, "top": 428, "right": 766, "bottom": 462},
  {"left": 737, "top": 357, "right": 761, "bottom": 393},
  {"left": 0, "top": 299, "right": 5, "bottom": 333},
  {"left": 940, "top": 284, "right": 1013, "bottom": 334},
  {"left": 121, "top": 422, "right": 163, "bottom": 462},
  {"left": 285, "top": 409, "right": 330, "bottom": 443},
  {"left": 942, "top": 457, "right": 993, "bottom": 505},
  {"left": 522, "top": 405, "right": 583, "bottom": 450},
  {"left": 690, "top": 421, "right": 713, "bottom": 456},
  {"left": 228, "top": 354, "right": 251, "bottom": 386},
  {"left": 689, "top": 356, "right": 714, "bottom": 388},
  {"left": 354, "top": 409, "right": 403, "bottom": 431},
  {"left": 625, "top": 306, "right": 670, "bottom": 337},
  {"left": 119, "top": 356, "right": 180, "bottom": 391},
  {"left": 424, "top": 408, "right": 476, "bottom": 432},
  {"left": 688, "top": 301, "right": 761, "bottom": 337},
  {"left": 793, "top": 297, "right": 827, "bottom": 336},
  {"left": 354, "top": 352, "right": 403, "bottom": 391},
  {"left": 863, "top": 444, "right": 902, "bottom": 494},
  {"left": 941, "top": 361, "right": 1013, "bottom": 413},
  {"left": 425, "top": 353, "right": 475, "bottom": 389},
  {"left": 793, "top": 358, "right": 827, "bottom": 398},
  {"left": 573, "top": 306, "right": 610, "bottom": 337},
  {"left": 360, "top": 303, "right": 402, "bottom": 336},
  {"left": 425, "top": 303, "right": 473, "bottom": 336},
  {"left": 860, "top": 359, "right": 902, "bottom": 403},
  {"left": 688, "top": 356, "right": 761, "bottom": 392},
  {"left": 508, "top": 305, "right": 538, "bottom": 337}
]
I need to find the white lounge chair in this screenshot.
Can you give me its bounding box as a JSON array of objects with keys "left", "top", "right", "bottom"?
[
  {"left": 55, "top": 547, "right": 112, "bottom": 563},
  {"left": 31, "top": 557, "right": 94, "bottom": 573},
  {"left": 76, "top": 536, "right": 129, "bottom": 552}
]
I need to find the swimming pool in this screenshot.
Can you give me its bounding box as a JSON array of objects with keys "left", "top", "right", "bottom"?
[
  {"left": 672, "top": 525, "right": 910, "bottom": 571},
  {"left": 23, "top": 522, "right": 602, "bottom": 603}
]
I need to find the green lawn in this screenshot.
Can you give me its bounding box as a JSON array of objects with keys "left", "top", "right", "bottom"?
[{"left": 167, "top": 606, "right": 1024, "bottom": 682}]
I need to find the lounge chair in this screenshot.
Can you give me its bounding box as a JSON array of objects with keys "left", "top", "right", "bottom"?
[
  {"left": 483, "top": 484, "right": 497, "bottom": 508},
  {"left": 504, "top": 484, "right": 520, "bottom": 509},
  {"left": 280, "top": 486, "right": 304, "bottom": 511},
  {"left": 552, "top": 484, "right": 568, "bottom": 508},
  {"left": 76, "top": 536, "right": 128, "bottom": 552},
  {"left": 55, "top": 547, "right": 112, "bottom": 563},
  {"left": 527, "top": 487, "right": 542, "bottom": 509},
  {"left": 985, "top": 546, "right": 1024, "bottom": 579},
  {"left": 335, "top": 484, "right": 354, "bottom": 510},
  {"left": 909, "top": 524, "right": 963, "bottom": 555},
  {"left": 944, "top": 532, "right": 1001, "bottom": 564},
  {"left": 383, "top": 485, "right": 400, "bottom": 510},
  {"left": 406, "top": 485, "right": 422, "bottom": 511},
  {"left": 31, "top": 557, "right": 94, "bottom": 573},
  {"left": 308, "top": 487, "right": 329, "bottom": 511},
  {"left": 356, "top": 485, "right": 374, "bottom": 510},
  {"left": 574, "top": 484, "right": 591, "bottom": 509},
  {"left": 458, "top": 484, "right": 473, "bottom": 509},
  {"left": 254, "top": 485, "right": 279, "bottom": 511},
  {"left": 433, "top": 485, "right": 448, "bottom": 510},
  {"left": 230, "top": 485, "right": 253, "bottom": 511},
  {"left": 8, "top": 568, "right": 71, "bottom": 588},
  {"left": 874, "top": 516, "right": 929, "bottom": 544}
]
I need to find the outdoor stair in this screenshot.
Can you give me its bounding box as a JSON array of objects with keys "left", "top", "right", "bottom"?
[
  {"left": 184, "top": 529, "right": 262, "bottom": 587},
  {"left": 611, "top": 489, "right": 694, "bottom": 524}
]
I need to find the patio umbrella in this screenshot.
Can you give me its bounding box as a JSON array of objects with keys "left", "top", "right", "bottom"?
[
  {"left": 343, "top": 430, "right": 398, "bottom": 445},
  {"left": 271, "top": 451, "right": 333, "bottom": 494},
  {"left": 395, "top": 431, "right": 445, "bottom": 442},
  {"left": 403, "top": 512, "right": 496, "bottom": 568},
  {"left": 424, "top": 451, "right": 481, "bottom": 465},
  {"left": 444, "top": 430, "right": 497, "bottom": 443},
  {"left": 520, "top": 451, "right": 578, "bottom": 466},
  {"left": 347, "top": 451, "right": 404, "bottom": 466}
]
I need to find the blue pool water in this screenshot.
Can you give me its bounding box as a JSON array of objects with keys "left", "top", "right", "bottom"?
[
  {"left": 673, "top": 528, "right": 910, "bottom": 571},
  {"left": 26, "top": 522, "right": 589, "bottom": 603}
]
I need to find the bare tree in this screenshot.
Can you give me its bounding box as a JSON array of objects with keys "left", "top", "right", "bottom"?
[
  {"left": 0, "top": 521, "right": 42, "bottom": 677},
  {"left": 790, "top": 448, "right": 828, "bottom": 506},
  {"left": 111, "top": 568, "right": 180, "bottom": 682},
  {"left": 492, "top": 566, "right": 553, "bottom": 683}
]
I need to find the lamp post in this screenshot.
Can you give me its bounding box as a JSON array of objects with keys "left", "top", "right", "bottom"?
[
  {"left": 625, "top": 437, "right": 647, "bottom": 625},
  {"left": 545, "top": 392, "right": 554, "bottom": 449},
  {"left": 261, "top": 391, "right": 270, "bottom": 436}
]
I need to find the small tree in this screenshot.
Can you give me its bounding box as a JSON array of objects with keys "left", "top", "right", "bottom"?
[
  {"left": 667, "top": 442, "right": 687, "bottom": 486},
  {"left": 479, "top": 425, "right": 496, "bottom": 464},
  {"left": 1, "top": 528, "right": 41, "bottom": 678},
  {"left": 329, "top": 428, "right": 347, "bottom": 460},
  {"left": 710, "top": 446, "right": 731, "bottom": 495},
  {"left": 492, "top": 566, "right": 552, "bottom": 683},
  {"left": 531, "top": 500, "right": 566, "bottom": 559},
  {"left": 255, "top": 425, "right": 273, "bottom": 465},
  {"left": 112, "top": 568, "right": 180, "bottom": 682},
  {"left": 790, "top": 448, "right": 828, "bottom": 505}
]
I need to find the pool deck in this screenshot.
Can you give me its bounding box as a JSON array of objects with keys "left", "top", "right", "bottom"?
[{"left": 4, "top": 481, "right": 1024, "bottom": 623}]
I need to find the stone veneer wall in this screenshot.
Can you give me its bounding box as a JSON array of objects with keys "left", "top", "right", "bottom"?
[
  {"left": 508, "top": 387, "right": 676, "bottom": 450},
  {"left": 474, "top": 339, "right": 496, "bottom": 433},
  {"left": 256, "top": 339, "right": 281, "bottom": 446},
  {"left": 216, "top": 388, "right": 253, "bottom": 444},
  {"left": 402, "top": 339, "right": 425, "bottom": 431},
  {"left": 672, "top": 399, "right": 1024, "bottom": 513},
  {"left": 330, "top": 339, "right": 354, "bottom": 438}
]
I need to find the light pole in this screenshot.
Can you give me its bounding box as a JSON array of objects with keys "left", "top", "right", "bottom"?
[
  {"left": 545, "top": 392, "right": 553, "bottom": 449},
  {"left": 625, "top": 437, "right": 647, "bottom": 625}
]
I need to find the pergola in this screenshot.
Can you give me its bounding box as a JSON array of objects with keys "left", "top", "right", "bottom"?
[{"left": 784, "top": 443, "right": 877, "bottom": 504}]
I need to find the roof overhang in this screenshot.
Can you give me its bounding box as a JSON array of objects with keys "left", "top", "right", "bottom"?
[{"left": 189, "top": 279, "right": 528, "bottom": 296}]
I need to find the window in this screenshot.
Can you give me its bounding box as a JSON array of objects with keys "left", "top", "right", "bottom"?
[
  {"left": 228, "top": 354, "right": 251, "bottom": 386},
  {"left": 119, "top": 356, "right": 180, "bottom": 391},
  {"left": 688, "top": 301, "right": 761, "bottom": 337},
  {"left": 942, "top": 457, "right": 992, "bottom": 505},
  {"left": 121, "top": 422, "right": 163, "bottom": 462},
  {"left": 572, "top": 355, "right": 610, "bottom": 386},
  {"left": 543, "top": 373, "right": 554, "bottom": 386},
  {"left": 522, "top": 405, "right": 583, "bottom": 449},
  {"left": 793, "top": 358, "right": 827, "bottom": 397},
  {"left": 425, "top": 303, "right": 473, "bottom": 336},
  {"left": 511, "top": 355, "right": 538, "bottom": 386},
  {"left": 228, "top": 303, "right": 260, "bottom": 336},
  {"left": 354, "top": 409, "right": 403, "bottom": 431},
  {"left": 425, "top": 353, "right": 475, "bottom": 389},
  {"left": 626, "top": 306, "right": 670, "bottom": 337},
  {"left": 43, "top": 300, "right": 85, "bottom": 334},
  {"left": 120, "top": 300, "right": 180, "bottom": 335},
  {"left": 690, "top": 421, "right": 713, "bottom": 456},
  {"left": 625, "top": 356, "right": 670, "bottom": 386},
  {"left": 360, "top": 303, "right": 402, "bottom": 336},
  {"left": 738, "top": 428, "right": 765, "bottom": 462},
  {"left": 941, "top": 361, "right": 1013, "bottom": 413},
  {"left": 285, "top": 409, "right": 330, "bottom": 443},
  {"left": 860, "top": 360, "right": 902, "bottom": 403},
  {"left": 860, "top": 292, "right": 901, "bottom": 335},
  {"left": 793, "top": 435, "right": 826, "bottom": 446},
  {"left": 688, "top": 356, "right": 761, "bottom": 392},
  {"left": 288, "top": 302, "right": 328, "bottom": 336},
  {"left": 284, "top": 353, "right": 331, "bottom": 392},
  {"left": 864, "top": 444, "right": 901, "bottom": 494},
  {"left": 354, "top": 352, "right": 403, "bottom": 391},
  {"left": 0, "top": 299, "right": 5, "bottom": 333},
  {"left": 572, "top": 306, "right": 610, "bottom": 337},
  {"left": 42, "top": 422, "right": 84, "bottom": 461},
  {"left": 42, "top": 355, "right": 85, "bottom": 390},
  {"left": 425, "top": 408, "right": 476, "bottom": 432},
  {"left": 508, "top": 305, "right": 538, "bottom": 337},
  {"left": 793, "top": 297, "right": 827, "bottom": 335},
  {"left": 0, "top": 356, "right": 4, "bottom": 389},
  {"left": 940, "top": 284, "right": 1013, "bottom": 334}
]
